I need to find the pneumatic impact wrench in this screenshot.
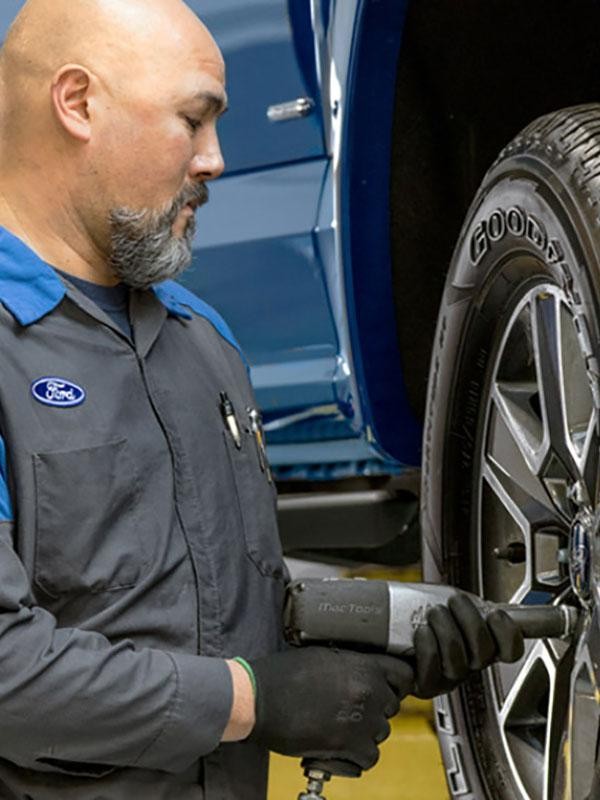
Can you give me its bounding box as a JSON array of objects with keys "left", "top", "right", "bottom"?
[{"left": 283, "top": 578, "right": 579, "bottom": 800}]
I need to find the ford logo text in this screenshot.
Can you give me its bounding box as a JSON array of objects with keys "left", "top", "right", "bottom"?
[{"left": 31, "top": 378, "right": 86, "bottom": 408}]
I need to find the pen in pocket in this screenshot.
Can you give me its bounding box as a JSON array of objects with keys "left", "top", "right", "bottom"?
[{"left": 220, "top": 392, "right": 242, "bottom": 449}]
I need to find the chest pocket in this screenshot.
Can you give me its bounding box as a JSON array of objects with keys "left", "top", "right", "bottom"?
[
  {"left": 223, "top": 424, "right": 285, "bottom": 580},
  {"left": 32, "top": 439, "right": 147, "bottom": 598}
]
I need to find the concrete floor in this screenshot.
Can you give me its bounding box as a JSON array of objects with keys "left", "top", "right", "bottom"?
[{"left": 268, "top": 562, "right": 450, "bottom": 799}]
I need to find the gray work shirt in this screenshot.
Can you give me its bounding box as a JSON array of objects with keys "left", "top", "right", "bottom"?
[{"left": 0, "top": 227, "right": 286, "bottom": 799}]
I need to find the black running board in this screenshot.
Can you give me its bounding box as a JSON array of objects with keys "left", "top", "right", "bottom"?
[{"left": 277, "top": 480, "right": 420, "bottom": 566}]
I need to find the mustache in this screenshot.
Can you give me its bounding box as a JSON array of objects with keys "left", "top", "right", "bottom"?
[
  {"left": 176, "top": 183, "right": 209, "bottom": 212},
  {"left": 159, "top": 183, "right": 210, "bottom": 227}
]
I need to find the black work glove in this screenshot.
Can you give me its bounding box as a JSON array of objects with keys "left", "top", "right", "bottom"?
[
  {"left": 249, "top": 647, "right": 414, "bottom": 771},
  {"left": 413, "top": 594, "right": 524, "bottom": 699}
]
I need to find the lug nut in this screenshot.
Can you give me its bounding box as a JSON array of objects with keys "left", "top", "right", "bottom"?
[{"left": 493, "top": 542, "right": 526, "bottom": 564}]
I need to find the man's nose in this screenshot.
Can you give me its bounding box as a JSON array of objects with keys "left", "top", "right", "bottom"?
[{"left": 189, "top": 130, "right": 225, "bottom": 182}]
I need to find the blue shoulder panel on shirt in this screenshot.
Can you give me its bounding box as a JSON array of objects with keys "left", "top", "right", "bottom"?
[
  {"left": 153, "top": 281, "right": 250, "bottom": 371},
  {"left": 0, "top": 437, "right": 13, "bottom": 522},
  {"left": 0, "top": 227, "right": 66, "bottom": 326}
]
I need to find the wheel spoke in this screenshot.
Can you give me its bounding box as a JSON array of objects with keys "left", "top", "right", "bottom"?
[
  {"left": 480, "top": 461, "right": 529, "bottom": 603},
  {"left": 532, "top": 292, "right": 578, "bottom": 480},
  {"left": 559, "top": 303, "right": 595, "bottom": 467},
  {"left": 567, "top": 616, "right": 600, "bottom": 799},
  {"left": 581, "top": 415, "right": 600, "bottom": 505},
  {"left": 489, "top": 386, "right": 555, "bottom": 505},
  {"left": 481, "top": 459, "right": 567, "bottom": 601},
  {"left": 543, "top": 641, "right": 575, "bottom": 800},
  {"left": 492, "top": 640, "right": 538, "bottom": 708},
  {"left": 483, "top": 456, "right": 563, "bottom": 532},
  {"left": 492, "top": 639, "right": 571, "bottom": 800},
  {"left": 498, "top": 641, "right": 554, "bottom": 800}
]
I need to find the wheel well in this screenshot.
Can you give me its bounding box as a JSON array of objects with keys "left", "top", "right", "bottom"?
[{"left": 391, "top": 0, "right": 600, "bottom": 419}]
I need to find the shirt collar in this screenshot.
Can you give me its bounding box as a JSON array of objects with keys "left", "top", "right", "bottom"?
[
  {"left": 0, "top": 226, "right": 190, "bottom": 326},
  {"left": 0, "top": 226, "right": 66, "bottom": 325},
  {"left": 151, "top": 283, "right": 193, "bottom": 320}
]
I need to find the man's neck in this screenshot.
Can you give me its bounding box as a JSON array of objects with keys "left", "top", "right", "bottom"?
[{"left": 0, "top": 179, "right": 119, "bottom": 286}]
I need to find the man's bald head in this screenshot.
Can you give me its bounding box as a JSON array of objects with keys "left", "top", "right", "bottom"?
[
  {"left": 0, "top": 0, "right": 224, "bottom": 142},
  {"left": 1, "top": 0, "right": 224, "bottom": 110},
  {"left": 0, "top": 0, "right": 227, "bottom": 287}
]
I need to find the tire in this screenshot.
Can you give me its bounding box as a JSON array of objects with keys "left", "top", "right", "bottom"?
[{"left": 421, "top": 104, "right": 600, "bottom": 800}]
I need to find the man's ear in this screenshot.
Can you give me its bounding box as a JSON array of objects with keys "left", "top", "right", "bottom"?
[{"left": 51, "top": 64, "right": 93, "bottom": 143}]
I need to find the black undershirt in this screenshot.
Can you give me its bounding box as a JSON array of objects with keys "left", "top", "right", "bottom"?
[{"left": 57, "top": 270, "right": 132, "bottom": 339}]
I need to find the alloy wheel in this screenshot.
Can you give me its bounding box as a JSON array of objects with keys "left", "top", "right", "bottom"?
[{"left": 477, "top": 282, "right": 600, "bottom": 799}]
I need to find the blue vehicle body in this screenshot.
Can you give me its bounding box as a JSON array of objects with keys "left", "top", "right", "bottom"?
[
  {"left": 186, "top": 0, "right": 421, "bottom": 480},
  {"left": 0, "top": 0, "right": 421, "bottom": 483}
]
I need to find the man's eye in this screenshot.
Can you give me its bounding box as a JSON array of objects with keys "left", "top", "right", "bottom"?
[{"left": 185, "top": 116, "right": 202, "bottom": 132}]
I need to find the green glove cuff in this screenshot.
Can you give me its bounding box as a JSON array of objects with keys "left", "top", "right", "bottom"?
[{"left": 233, "top": 656, "right": 257, "bottom": 698}]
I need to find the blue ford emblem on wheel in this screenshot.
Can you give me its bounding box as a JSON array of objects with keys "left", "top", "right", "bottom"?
[
  {"left": 31, "top": 378, "right": 86, "bottom": 408},
  {"left": 569, "top": 516, "right": 591, "bottom": 605}
]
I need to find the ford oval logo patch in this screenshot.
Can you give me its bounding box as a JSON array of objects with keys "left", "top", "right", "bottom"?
[{"left": 31, "top": 378, "right": 86, "bottom": 408}]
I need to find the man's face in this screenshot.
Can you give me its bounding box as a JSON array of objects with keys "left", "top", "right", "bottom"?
[{"left": 94, "top": 43, "right": 227, "bottom": 289}]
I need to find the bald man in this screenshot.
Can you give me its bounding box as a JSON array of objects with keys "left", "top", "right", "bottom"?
[
  {"left": 0, "top": 1, "right": 525, "bottom": 798},
  {"left": 0, "top": 1, "right": 419, "bottom": 798}
]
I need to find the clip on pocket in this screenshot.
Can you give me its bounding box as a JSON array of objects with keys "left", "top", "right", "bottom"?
[{"left": 247, "top": 407, "right": 273, "bottom": 484}]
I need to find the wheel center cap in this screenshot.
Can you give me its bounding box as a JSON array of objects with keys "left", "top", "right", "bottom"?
[{"left": 570, "top": 509, "right": 594, "bottom": 607}]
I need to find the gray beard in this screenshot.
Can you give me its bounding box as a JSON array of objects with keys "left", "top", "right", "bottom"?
[{"left": 108, "top": 185, "right": 207, "bottom": 290}]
